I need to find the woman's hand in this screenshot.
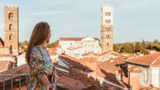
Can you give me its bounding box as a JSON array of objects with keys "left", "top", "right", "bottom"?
[
  {"left": 55, "top": 73, "right": 59, "bottom": 81},
  {"left": 45, "top": 83, "right": 54, "bottom": 90}
]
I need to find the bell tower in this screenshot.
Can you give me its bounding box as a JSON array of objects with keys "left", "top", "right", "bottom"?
[
  {"left": 4, "top": 6, "right": 19, "bottom": 55},
  {"left": 101, "top": 5, "right": 113, "bottom": 52}
]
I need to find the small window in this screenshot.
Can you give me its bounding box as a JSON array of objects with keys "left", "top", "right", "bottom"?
[
  {"left": 107, "top": 42, "right": 109, "bottom": 46},
  {"left": 106, "top": 35, "right": 110, "bottom": 39},
  {"left": 105, "top": 12, "right": 111, "bottom": 16},
  {"left": 9, "top": 13, "right": 13, "bottom": 19},
  {"left": 9, "top": 24, "right": 13, "bottom": 30},
  {"left": 106, "top": 27, "right": 110, "bottom": 31},
  {"left": 10, "top": 45, "right": 12, "bottom": 54},
  {"left": 105, "top": 19, "right": 111, "bottom": 23},
  {"left": 9, "top": 35, "right": 13, "bottom": 40}
]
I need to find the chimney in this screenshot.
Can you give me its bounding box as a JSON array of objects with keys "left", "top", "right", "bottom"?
[{"left": 128, "top": 66, "right": 141, "bottom": 90}]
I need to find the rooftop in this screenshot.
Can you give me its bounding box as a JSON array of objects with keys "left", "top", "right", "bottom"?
[
  {"left": 59, "top": 37, "right": 99, "bottom": 41},
  {"left": 126, "top": 52, "right": 160, "bottom": 66}
]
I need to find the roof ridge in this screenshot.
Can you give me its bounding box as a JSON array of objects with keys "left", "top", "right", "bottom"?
[{"left": 151, "top": 54, "right": 160, "bottom": 65}]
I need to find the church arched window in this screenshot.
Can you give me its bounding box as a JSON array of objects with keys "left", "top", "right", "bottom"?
[
  {"left": 106, "top": 27, "right": 110, "bottom": 31},
  {"left": 106, "top": 35, "right": 110, "bottom": 39},
  {"left": 9, "top": 24, "right": 13, "bottom": 30},
  {"left": 10, "top": 45, "right": 12, "bottom": 54},
  {"left": 9, "top": 13, "right": 13, "bottom": 19},
  {"left": 9, "top": 35, "right": 13, "bottom": 40},
  {"left": 107, "top": 42, "right": 109, "bottom": 46}
]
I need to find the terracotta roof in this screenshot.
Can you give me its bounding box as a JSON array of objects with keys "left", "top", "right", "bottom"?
[
  {"left": 50, "top": 52, "right": 56, "bottom": 56},
  {"left": 0, "top": 54, "right": 15, "bottom": 57},
  {"left": 57, "top": 76, "right": 88, "bottom": 89},
  {"left": 99, "top": 51, "right": 120, "bottom": 56},
  {"left": 0, "top": 61, "right": 11, "bottom": 72},
  {"left": 0, "top": 64, "right": 29, "bottom": 75},
  {"left": 0, "top": 64, "right": 29, "bottom": 83},
  {"left": 59, "top": 55, "right": 91, "bottom": 71},
  {"left": 82, "top": 52, "right": 99, "bottom": 56},
  {"left": 82, "top": 57, "right": 98, "bottom": 62},
  {"left": 55, "top": 63, "right": 125, "bottom": 89},
  {"left": 57, "top": 45, "right": 61, "bottom": 48},
  {"left": 46, "top": 48, "right": 56, "bottom": 52},
  {"left": 59, "top": 37, "right": 99, "bottom": 41},
  {"left": 126, "top": 52, "right": 160, "bottom": 66},
  {"left": 98, "top": 62, "right": 120, "bottom": 74}
]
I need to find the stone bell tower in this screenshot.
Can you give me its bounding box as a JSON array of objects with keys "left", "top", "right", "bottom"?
[
  {"left": 4, "top": 6, "right": 19, "bottom": 55},
  {"left": 101, "top": 5, "right": 113, "bottom": 52}
]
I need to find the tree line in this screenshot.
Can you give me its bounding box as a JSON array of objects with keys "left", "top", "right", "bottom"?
[
  {"left": 19, "top": 39, "right": 160, "bottom": 54},
  {"left": 114, "top": 40, "right": 160, "bottom": 55},
  {"left": 19, "top": 40, "right": 59, "bottom": 52}
]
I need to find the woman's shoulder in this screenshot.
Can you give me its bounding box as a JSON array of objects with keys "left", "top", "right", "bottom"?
[
  {"left": 32, "top": 46, "right": 41, "bottom": 50},
  {"left": 31, "top": 46, "right": 42, "bottom": 53}
]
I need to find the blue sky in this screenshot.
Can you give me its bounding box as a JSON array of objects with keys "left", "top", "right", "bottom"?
[{"left": 0, "top": 0, "right": 160, "bottom": 43}]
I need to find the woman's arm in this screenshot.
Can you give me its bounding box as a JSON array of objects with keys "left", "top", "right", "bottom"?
[{"left": 30, "top": 47, "right": 53, "bottom": 89}]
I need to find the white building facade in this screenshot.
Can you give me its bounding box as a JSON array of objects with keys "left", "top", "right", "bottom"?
[{"left": 58, "top": 37, "right": 102, "bottom": 59}]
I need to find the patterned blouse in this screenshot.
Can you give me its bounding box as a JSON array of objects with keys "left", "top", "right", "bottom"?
[{"left": 29, "top": 46, "right": 54, "bottom": 90}]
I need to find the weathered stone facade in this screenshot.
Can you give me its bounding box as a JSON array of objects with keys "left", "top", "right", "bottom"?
[
  {"left": 4, "top": 6, "right": 19, "bottom": 55},
  {"left": 101, "top": 5, "right": 113, "bottom": 52}
]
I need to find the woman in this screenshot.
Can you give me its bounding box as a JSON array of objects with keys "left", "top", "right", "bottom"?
[{"left": 26, "top": 22, "right": 56, "bottom": 90}]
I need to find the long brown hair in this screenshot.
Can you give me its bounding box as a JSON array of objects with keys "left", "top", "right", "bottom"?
[{"left": 26, "top": 22, "right": 50, "bottom": 64}]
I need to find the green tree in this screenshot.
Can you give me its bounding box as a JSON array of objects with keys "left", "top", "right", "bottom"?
[
  {"left": 45, "top": 40, "right": 59, "bottom": 48},
  {"left": 140, "top": 40, "right": 146, "bottom": 53},
  {"left": 153, "top": 39, "right": 159, "bottom": 44},
  {"left": 143, "top": 50, "right": 150, "bottom": 55},
  {"left": 121, "top": 43, "right": 134, "bottom": 53},
  {"left": 135, "top": 42, "right": 141, "bottom": 52},
  {"left": 113, "top": 44, "right": 119, "bottom": 52},
  {"left": 19, "top": 40, "right": 29, "bottom": 52}
]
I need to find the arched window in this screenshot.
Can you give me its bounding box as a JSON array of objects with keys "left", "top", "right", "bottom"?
[
  {"left": 107, "top": 42, "right": 109, "bottom": 46},
  {"left": 9, "top": 13, "right": 13, "bottom": 19},
  {"left": 9, "top": 35, "right": 13, "bottom": 40},
  {"left": 9, "top": 24, "right": 13, "bottom": 30},
  {"left": 106, "top": 35, "right": 110, "bottom": 39},
  {"left": 10, "top": 45, "right": 12, "bottom": 54},
  {"left": 106, "top": 27, "right": 110, "bottom": 31}
]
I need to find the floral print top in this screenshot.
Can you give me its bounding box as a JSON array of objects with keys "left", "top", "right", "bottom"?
[{"left": 29, "top": 46, "right": 54, "bottom": 90}]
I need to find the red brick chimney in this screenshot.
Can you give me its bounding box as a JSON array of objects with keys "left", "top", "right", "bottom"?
[{"left": 128, "top": 66, "right": 141, "bottom": 90}]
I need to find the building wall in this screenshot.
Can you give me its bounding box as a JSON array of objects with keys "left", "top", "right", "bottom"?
[
  {"left": 150, "top": 67, "right": 160, "bottom": 88},
  {"left": 101, "top": 5, "right": 113, "bottom": 52},
  {"left": 58, "top": 37, "right": 101, "bottom": 59},
  {"left": 140, "top": 67, "right": 151, "bottom": 87},
  {"left": 0, "top": 56, "right": 15, "bottom": 61},
  {"left": 4, "top": 6, "right": 19, "bottom": 55},
  {"left": 128, "top": 64, "right": 160, "bottom": 88},
  {"left": 17, "top": 54, "right": 26, "bottom": 66},
  {"left": 0, "top": 47, "right": 10, "bottom": 54}
]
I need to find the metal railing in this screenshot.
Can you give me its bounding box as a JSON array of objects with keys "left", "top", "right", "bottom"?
[{"left": 0, "top": 73, "right": 30, "bottom": 90}]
